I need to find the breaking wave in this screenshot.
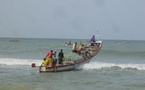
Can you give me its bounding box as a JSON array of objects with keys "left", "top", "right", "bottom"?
[
  {"left": 0, "top": 58, "right": 41, "bottom": 66},
  {"left": 82, "top": 61, "right": 145, "bottom": 70},
  {"left": 1, "top": 58, "right": 145, "bottom": 71}
]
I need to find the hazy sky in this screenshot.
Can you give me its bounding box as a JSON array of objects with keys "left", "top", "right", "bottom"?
[{"left": 0, "top": 0, "right": 145, "bottom": 40}]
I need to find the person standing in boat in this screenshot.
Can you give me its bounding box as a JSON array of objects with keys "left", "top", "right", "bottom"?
[
  {"left": 52, "top": 51, "right": 57, "bottom": 66},
  {"left": 45, "top": 50, "right": 54, "bottom": 67},
  {"left": 58, "top": 49, "right": 64, "bottom": 65},
  {"left": 90, "top": 35, "right": 96, "bottom": 46}
]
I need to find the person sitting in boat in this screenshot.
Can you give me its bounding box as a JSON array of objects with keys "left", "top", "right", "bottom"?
[
  {"left": 41, "top": 58, "right": 48, "bottom": 67},
  {"left": 45, "top": 50, "right": 55, "bottom": 67},
  {"left": 58, "top": 49, "right": 64, "bottom": 65}
]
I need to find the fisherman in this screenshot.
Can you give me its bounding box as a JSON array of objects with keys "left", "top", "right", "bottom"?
[
  {"left": 58, "top": 49, "right": 64, "bottom": 65},
  {"left": 52, "top": 51, "right": 57, "bottom": 67},
  {"left": 45, "top": 50, "right": 54, "bottom": 67},
  {"left": 41, "top": 58, "right": 48, "bottom": 67},
  {"left": 90, "top": 35, "right": 96, "bottom": 46}
]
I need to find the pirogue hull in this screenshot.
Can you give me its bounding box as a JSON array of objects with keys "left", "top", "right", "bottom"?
[{"left": 39, "top": 41, "right": 102, "bottom": 72}]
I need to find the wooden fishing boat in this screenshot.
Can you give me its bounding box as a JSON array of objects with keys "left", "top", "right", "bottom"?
[{"left": 39, "top": 40, "right": 102, "bottom": 72}]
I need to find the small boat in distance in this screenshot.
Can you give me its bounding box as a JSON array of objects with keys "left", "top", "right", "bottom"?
[
  {"left": 39, "top": 36, "right": 102, "bottom": 72},
  {"left": 64, "top": 41, "right": 72, "bottom": 46},
  {"left": 9, "top": 39, "right": 19, "bottom": 42}
]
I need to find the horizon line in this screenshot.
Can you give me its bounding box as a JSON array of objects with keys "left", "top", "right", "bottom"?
[{"left": 0, "top": 36, "right": 145, "bottom": 41}]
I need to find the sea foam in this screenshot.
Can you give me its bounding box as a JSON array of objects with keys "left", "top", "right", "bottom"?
[
  {"left": 82, "top": 61, "right": 145, "bottom": 70},
  {"left": 0, "top": 58, "right": 41, "bottom": 66}
]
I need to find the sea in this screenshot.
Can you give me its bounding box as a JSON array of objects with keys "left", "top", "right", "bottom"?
[{"left": 0, "top": 38, "right": 145, "bottom": 90}]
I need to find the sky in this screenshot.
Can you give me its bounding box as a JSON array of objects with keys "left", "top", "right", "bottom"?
[{"left": 0, "top": 0, "right": 145, "bottom": 40}]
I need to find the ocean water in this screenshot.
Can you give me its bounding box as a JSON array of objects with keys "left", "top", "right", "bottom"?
[{"left": 0, "top": 38, "right": 145, "bottom": 90}]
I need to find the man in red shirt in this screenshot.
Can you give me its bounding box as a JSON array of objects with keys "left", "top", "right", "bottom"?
[{"left": 47, "top": 50, "right": 54, "bottom": 58}]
